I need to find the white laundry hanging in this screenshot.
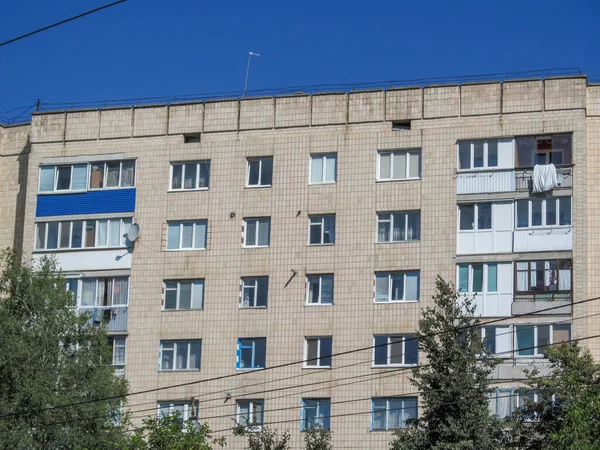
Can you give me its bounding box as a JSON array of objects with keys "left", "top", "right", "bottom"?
[{"left": 532, "top": 163, "right": 558, "bottom": 193}]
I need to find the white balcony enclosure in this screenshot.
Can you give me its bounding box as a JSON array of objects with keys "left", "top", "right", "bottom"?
[
  {"left": 513, "top": 227, "right": 572, "bottom": 252},
  {"left": 457, "top": 202, "right": 513, "bottom": 254},
  {"left": 457, "top": 262, "right": 513, "bottom": 317},
  {"left": 32, "top": 248, "right": 132, "bottom": 272}
]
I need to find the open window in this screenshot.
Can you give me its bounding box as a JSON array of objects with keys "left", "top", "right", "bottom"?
[{"left": 515, "top": 134, "right": 572, "bottom": 167}]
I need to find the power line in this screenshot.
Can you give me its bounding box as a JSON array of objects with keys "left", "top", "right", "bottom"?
[
  {"left": 1, "top": 292, "right": 594, "bottom": 420},
  {"left": 0, "top": 0, "right": 128, "bottom": 48}
]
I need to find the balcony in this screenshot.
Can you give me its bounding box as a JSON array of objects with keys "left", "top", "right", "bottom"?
[
  {"left": 79, "top": 306, "right": 128, "bottom": 333},
  {"left": 513, "top": 227, "right": 572, "bottom": 252},
  {"left": 456, "top": 165, "right": 573, "bottom": 195},
  {"left": 511, "top": 292, "right": 572, "bottom": 315}
]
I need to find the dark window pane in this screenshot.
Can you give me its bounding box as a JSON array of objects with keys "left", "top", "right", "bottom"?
[
  {"left": 488, "top": 141, "right": 498, "bottom": 167},
  {"left": 552, "top": 134, "right": 572, "bottom": 165},
  {"left": 56, "top": 166, "right": 71, "bottom": 190},
  {"left": 47, "top": 222, "right": 59, "bottom": 249},
  {"left": 473, "top": 142, "right": 484, "bottom": 168},
  {"left": 531, "top": 199, "right": 543, "bottom": 226},
  {"left": 459, "top": 142, "right": 471, "bottom": 169},
  {"left": 171, "top": 164, "right": 183, "bottom": 189},
  {"left": 260, "top": 158, "right": 273, "bottom": 185},
  {"left": 517, "top": 200, "right": 529, "bottom": 228},
  {"left": 198, "top": 162, "right": 210, "bottom": 188},
  {"left": 546, "top": 199, "right": 557, "bottom": 226},
  {"left": 374, "top": 336, "right": 388, "bottom": 365},
  {"left": 256, "top": 278, "right": 268, "bottom": 307},
  {"left": 484, "top": 327, "right": 496, "bottom": 354},
  {"left": 59, "top": 222, "right": 70, "bottom": 248},
  {"left": 320, "top": 338, "right": 332, "bottom": 367},
  {"left": 183, "top": 164, "right": 197, "bottom": 189},
  {"left": 472, "top": 265, "right": 483, "bottom": 292},
  {"left": 106, "top": 162, "right": 120, "bottom": 187},
  {"left": 254, "top": 338, "right": 266, "bottom": 368},
  {"left": 310, "top": 223, "right": 322, "bottom": 244},
  {"left": 477, "top": 204, "right": 492, "bottom": 230},
  {"left": 516, "top": 137, "right": 536, "bottom": 167},
  {"left": 559, "top": 197, "right": 571, "bottom": 225},
  {"left": 179, "top": 282, "right": 192, "bottom": 309},
  {"left": 405, "top": 337, "right": 418, "bottom": 364},
  {"left": 306, "top": 339, "right": 318, "bottom": 366},
  {"left": 248, "top": 160, "right": 260, "bottom": 185},
  {"left": 459, "top": 206, "right": 474, "bottom": 230},
  {"left": 164, "top": 282, "right": 177, "bottom": 310}
]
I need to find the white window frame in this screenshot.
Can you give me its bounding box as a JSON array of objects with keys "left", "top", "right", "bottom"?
[
  {"left": 308, "top": 215, "right": 335, "bottom": 245},
  {"left": 162, "top": 280, "right": 204, "bottom": 310},
  {"left": 159, "top": 340, "right": 201, "bottom": 371},
  {"left": 88, "top": 160, "right": 137, "bottom": 190},
  {"left": 457, "top": 140, "right": 500, "bottom": 170},
  {"left": 457, "top": 263, "right": 498, "bottom": 294},
  {"left": 372, "top": 335, "right": 417, "bottom": 367},
  {"left": 374, "top": 271, "right": 420, "bottom": 303},
  {"left": 242, "top": 218, "right": 270, "bottom": 248},
  {"left": 169, "top": 161, "right": 210, "bottom": 191},
  {"left": 166, "top": 220, "right": 207, "bottom": 250},
  {"left": 377, "top": 150, "right": 421, "bottom": 181},
  {"left": 371, "top": 397, "right": 418, "bottom": 430},
  {"left": 246, "top": 157, "right": 273, "bottom": 188},
  {"left": 309, "top": 153, "right": 337, "bottom": 184},
  {"left": 236, "top": 400, "right": 264, "bottom": 429},
  {"left": 376, "top": 211, "right": 420, "bottom": 243},
  {"left": 34, "top": 218, "right": 132, "bottom": 251},
  {"left": 458, "top": 203, "right": 493, "bottom": 231},
  {"left": 38, "top": 164, "right": 89, "bottom": 193},
  {"left": 488, "top": 388, "right": 515, "bottom": 418},
  {"left": 240, "top": 277, "right": 268, "bottom": 308},
  {"left": 158, "top": 401, "right": 199, "bottom": 422},
  {"left": 71, "top": 276, "right": 130, "bottom": 308},
  {"left": 305, "top": 274, "right": 334, "bottom": 305},
  {"left": 515, "top": 197, "right": 572, "bottom": 228},
  {"left": 304, "top": 336, "right": 333, "bottom": 368},
  {"left": 110, "top": 336, "right": 127, "bottom": 366},
  {"left": 514, "top": 324, "right": 571, "bottom": 357}
]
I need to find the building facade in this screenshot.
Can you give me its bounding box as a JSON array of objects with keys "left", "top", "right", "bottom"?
[{"left": 5, "top": 75, "right": 600, "bottom": 449}]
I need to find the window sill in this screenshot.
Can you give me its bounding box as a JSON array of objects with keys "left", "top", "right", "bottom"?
[
  {"left": 375, "top": 240, "right": 420, "bottom": 245},
  {"left": 307, "top": 243, "right": 335, "bottom": 247},
  {"left": 371, "top": 364, "right": 416, "bottom": 369},
  {"left": 166, "top": 248, "right": 207, "bottom": 252},
  {"left": 245, "top": 185, "right": 272, "bottom": 189},
  {"left": 304, "top": 303, "right": 334, "bottom": 307},
  {"left": 37, "top": 189, "right": 88, "bottom": 195},
  {"left": 374, "top": 300, "right": 420, "bottom": 304},
  {"left": 167, "top": 188, "right": 209, "bottom": 193},
  {"left": 308, "top": 181, "right": 336, "bottom": 186},
  {"left": 370, "top": 428, "right": 409, "bottom": 432},
  {"left": 242, "top": 245, "right": 270, "bottom": 249},
  {"left": 161, "top": 308, "right": 204, "bottom": 312},
  {"left": 158, "top": 369, "right": 201, "bottom": 373},
  {"left": 375, "top": 178, "right": 420, "bottom": 183},
  {"left": 80, "top": 305, "right": 129, "bottom": 309},
  {"left": 236, "top": 367, "right": 265, "bottom": 371},
  {"left": 88, "top": 186, "right": 136, "bottom": 191},
  {"left": 33, "top": 246, "right": 129, "bottom": 253},
  {"left": 239, "top": 306, "right": 268, "bottom": 310},
  {"left": 302, "top": 366, "right": 332, "bottom": 370}
]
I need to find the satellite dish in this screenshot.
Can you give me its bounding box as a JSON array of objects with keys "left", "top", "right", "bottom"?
[{"left": 125, "top": 223, "right": 140, "bottom": 242}]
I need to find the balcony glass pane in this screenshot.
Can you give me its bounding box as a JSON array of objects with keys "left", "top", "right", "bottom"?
[
  {"left": 531, "top": 200, "right": 543, "bottom": 226},
  {"left": 472, "top": 265, "right": 483, "bottom": 292},
  {"left": 516, "top": 200, "right": 529, "bottom": 228},
  {"left": 487, "top": 264, "right": 498, "bottom": 292},
  {"left": 459, "top": 206, "right": 474, "bottom": 230},
  {"left": 516, "top": 326, "right": 534, "bottom": 356},
  {"left": 546, "top": 199, "right": 557, "bottom": 226},
  {"left": 477, "top": 204, "right": 492, "bottom": 230},
  {"left": 487, "top": 141, "right": 498, "bottom": 167},
  {"left": 559, "top": 197, "right": 571, "bottom": 225},
  {"left": 458, "top": 265, "right": 469, "bottom": 292},
  {"left": 458, "top": 142, "right": 470, "bottom": 169},
  {"left": 473, "top": 142, "right": 484, "bottom": 168}
]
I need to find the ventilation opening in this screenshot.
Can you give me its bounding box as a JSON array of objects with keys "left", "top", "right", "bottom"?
[
  {"left": 392, "top": 120, "right": 411, "bottom": 131},
  {"left": 184, "top": 133, "right": 201, "bottom": 143}
]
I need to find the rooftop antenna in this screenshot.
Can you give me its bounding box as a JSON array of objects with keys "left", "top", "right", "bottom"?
[{"left": 243, "top": 51, "right": 261, "bottom": 98}]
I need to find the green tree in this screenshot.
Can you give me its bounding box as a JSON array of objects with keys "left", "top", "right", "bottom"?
[
  {"left": 501, "top": 342, "right": 600, "bottom": 450},
  {"left": 127, "top": 412, "right": 226, "bottom": 450},
  {"left": 303, "top": 427, "right": 332, "bottom": 450},
  {"left": 233, "top": 424, "right": 291, "bottom": 450},
  {"left": 0, "top": 250, "right": 129, "bottom": 450},
  {"left": 389, "top": 277, "right": 501, "bottom": 450}
]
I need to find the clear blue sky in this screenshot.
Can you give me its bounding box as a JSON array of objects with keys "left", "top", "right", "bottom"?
[{"left": 1, "top": 0, "right": 599, "bottom": 119}]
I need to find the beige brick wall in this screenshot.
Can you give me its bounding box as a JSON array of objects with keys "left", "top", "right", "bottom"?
[{"left": 18, "top": 76, "right": 596, "bottom": 449}]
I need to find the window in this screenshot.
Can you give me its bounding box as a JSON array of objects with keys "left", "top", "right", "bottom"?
[
  {"left": 109, "top": 336, "right": 127, "bottom": 366},
  {"left": 458, "top": 263, "right": 497, "bottom": 293},
  {"left": 237, "top": 338, "right": 266, "bottom": 369},
  {"left": 373, "top": 335, "right": 418, "bottom": 366},
  {"left": 371, "top": 397, "right": 417, "bottom": 430},
  {"left": 515, "top": 259, "right": 572, "bottom": 294},
  {"left": 377, "top": 150, "right": 421, "bottom": 181},
  {"left": 243, "top": 218, "right": 270, "bottom": 247},
  {"left": 39, "top": 164, "right": 87, "bottom": 192},
  {"left": 310, "top": 154, "right": 337, "bottom": 184},
  {"left": 392, "top": 120, "right": 411, "bottom": 131},
  {"left": 304, "top": 337, "right": 332, "bottom": 368},
  {"left": 158, "top": 400, "right": 199, "bottom": 424},
  {"left": 247, "top": 157, "right": 273, "bottom": 187},
  {"left": 237, "top": 400, "right": 264, "bottom": 427},
  {"left": 89, "top": 160, "right": 136, "bottom": 189},
  {"left": 70, "top": 277, "right": 129, "bottom": 308},
  {"left": 458, "top": 140, "right": 499, "bottom": 170},
  {"left": 515, "top": 324, "right": 571, "bottom": 357},
  {"left": 375, "top": 272, "right": 420, "bottom": 302},
  {"left": 183, "top": 133, "right": 201, "bottom": 143},
  {"left": 488, "top": 389, "right": 515, "bottom": 418},
  {"left": 308, "top": 215, "right": 335, "bottom": 245},
  {"left": 377, "top": 211, "right": 420, "bottom": 242},
  {"left": 516, "top": 134, "right": 572, "bottom": 167},
  {"left": 170, "top": 161, "right": 210, "bottom": 190},
  {"left": 301, "top": 399, "right": 330, "bottom": 430},
  {"left": 240, "top": 277, "right": 268, "bottom": 308},
  {"left": 479, "top": 326, "right": 512, "bottom": 357},
  {"left": 35, "top": 218, "right": 132, "bottom": 251},
  {"left": 159, "top": 340, "right": 201, "bottom": 371},
  {"left": 306, "top": 274, "right": 334, "bottom": 305},
  {"left": 163, "top": 280, "right": 204, "bottom": 310},
  {"left": 516, "top": 197, "right": 571, "bottom": 228},
  {"left": 167, "top": 220, "right": 207, "bottom": 250},
  {"left": 458, "top": 203, "right": 492, "bottom": 231}
]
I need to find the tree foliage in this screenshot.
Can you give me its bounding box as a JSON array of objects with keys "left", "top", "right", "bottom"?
[
  {"left": 501, "top": 342, "right": 600, "bottom": 450},
  {"left": 390, "top": 277, "right": 502, "bottom": 450},
  {"left": 127, "top": 412, "right": 226, "bottom": 450},
  {"left": 233, "top": 424, "right": 291, "bottom": 450},
  {"left": 303, "top": 427, "right": 332, "bottom": 450},
  {"left": 0, "top": 250, "right": 129, "bottom": 449}
]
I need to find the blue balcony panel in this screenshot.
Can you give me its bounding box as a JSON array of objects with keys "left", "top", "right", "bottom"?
[{"left": 36, "top": 189, "right": 136, "bottom": 217}]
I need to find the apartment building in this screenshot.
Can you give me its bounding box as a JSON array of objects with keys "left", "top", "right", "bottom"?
[{"left": 6, "top": 75, "right": 600, "bottom": 449}]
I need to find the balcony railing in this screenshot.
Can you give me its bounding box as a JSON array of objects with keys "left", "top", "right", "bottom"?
[
  {"left": 513, "top": 292, "right": 572, "bottom": 303},
  {"left": 456, "top": 165, "right": 573, "bottom": 195},
  {"left": 79, "top": 306, "right": 128, "bottom": 333},
  {"left": 515, "top": 165, "right": 573, "bottom": 191}
]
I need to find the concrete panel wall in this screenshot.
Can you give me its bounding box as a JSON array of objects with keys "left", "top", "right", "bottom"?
[
  {"left": 204, "top": 100, "right": 238, "bottom": 132},
  {"left": 133, "top": 106, "right": 168, "bottom": 137},
  {"left": 31, "top": 113, "right": 65, "bottom": 143},
  {"left": 503, "top": 80, "right": 544, "bottom": 113},
  {"left": 99, "top": 108, "right": 132, "bottom": 139},
  {"left": 65, "top": 110, "right": 99, "bottom": 141},
  {"left": 168, "top": 103, "right": 203, "bottom": 134},
  {"left": 239, "top": 98, "right": 274, "bottom": 130},
  {"left": 385, "top": 88, "right": 422, "bottom": 121},
  {"left": 545, "top": 77, "right": 587, "bottom": 111},
  {"left": 588, "top": 85, "right": 600, "bottom": 117},
  {"left": 275, "top": 95, "right": 311, "bottom": 128},
  {"left": 312, "top": 93, "right": 347, "bottom": 125},
  {"left": 424, "top": 85, "right": 459, "bottom": 118},
  {"left": 461, "top": 82, "right": 501, "bottom": 116},
  {"left": 348, "top": 91, "right": 384, "bottom": 123}
]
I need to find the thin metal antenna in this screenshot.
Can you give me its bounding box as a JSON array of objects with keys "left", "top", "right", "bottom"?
[{"left": 243, "top": 51, "right": 261, "bottom": 98}]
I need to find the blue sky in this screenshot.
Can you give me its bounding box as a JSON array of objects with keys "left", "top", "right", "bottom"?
[{"left": 1, "top": 0, "right": 599, "bottom": 120}]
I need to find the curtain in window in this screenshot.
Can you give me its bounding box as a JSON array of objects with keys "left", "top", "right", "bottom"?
[
  {"left": 391, "top": 274, "right": 404, "bottom": 300},
  {"left": 167, "top": 223, "right": 180, "bottom": 249},
  {"left": 106, "top": 163, "right": 120, "bottom": 187},
  {"left": 96, "top": 220, "right": 107, "bottom": 246},
  {"left": 372, "top": 400, "right": 387, "bottom": 429},
  {"left": 192, "top": 282, "right": 204, "bottom": 309},
  {"left": 176, "top": 343, "right": 188, "bottom": 369},
  {"left": 109, "top": 220, "right": 121, "bottom": 246},
  {"left": 90, "top": 164, "right": 104, "bottom": 188},
  {"left": 559, "top": 266, "right": 571, "bottom": 291},
  {"left": 98, "top": 279, "right": 108, "bottom": 306},
  {"left": 121, "top": 219, "right": 132, "bottom": 246},
  {"left": 516, "top": 262, "right": 528, "bottom": 291},
  {"left": 35, "top": 224, "right": 45, "bottom": 249},
  {"left": 378, "top": 216, "right": 390, "bottom": 242},
  {"left": 497, "top": 390, "right": 514, "bottom": 418},
  {"left": 184, "top": 163, "right": 197, "bottom": 189},
  {"left": 189, "top": 341, "right": 201, "bottom": 369},
  {"left": 242, "top": 283, "right": 254, "bottom": 307},
  {"left": 388, "top": 399, "right": 403, "bottom": 428},
  {"left": 121, "top": 161, "right": 135, "bottom": 187},
  {"left": 164, "top": 282, "right": 177, "bottom": 309},
  {"left": 530, "top": 262, "right": 538, "bottom": 290},
  {"left": 161, "top": 343, "right": 173, "bottom": 370},
  {"left": 72, "top": 164, "right": 87, "bottom": 190},
  {"left": 39, "top": 166, "right": 55, "bottom": 191},
  {"left": 81, "top": 279, "right": 96, "bottom": 307},
  {"left": 112, "top": 277, "right": 129, "bottom": 306},
  {"left": 199, "top": 162, "right": 210, "bottom": 187},
  {"left": 375, "top": 275, "right": 389, "bottom": 302},
  {"left": 404, "top": 272, "right": 419, "bottom": 300},
  {"left": 379, "top": 154, "right": 391, "bottom": 179},
  {"left": 407, "top": 212, "right": 420, "bottom": 240},
  {"left": 113, "top": 338, "right": 126, "bottom": 365},
  {"left": 238, "top": 402, "right": 250, "bottom": 425},
  {"left": 323, "top": 217, "right": 335, "bottom": 243},
  {"left": 325, "top": 156, "right": 336, "bottom": 182},
  {"left": 311, "top": 157, "right": 323, "bottom": 183},
  {"left": 401, "top": 398, "right": 418, "bottom": 425},
  {"left": 194, "top": 221, "right": 207, "bottom": 248},
  {"left": 408, "top": 153, "right": 420, "bottom": 178},
  {"left": 393, "top": 213, "right": 405, "bottom": 241}
]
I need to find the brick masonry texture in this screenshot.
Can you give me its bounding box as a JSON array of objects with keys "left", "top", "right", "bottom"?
[{"left": 5, "top": 75, "right": 600, "bottom": 449}]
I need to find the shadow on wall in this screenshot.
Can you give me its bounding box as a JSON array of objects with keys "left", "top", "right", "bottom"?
[{"left": 13, "top": 135, "right": 30, "bottom": 251}]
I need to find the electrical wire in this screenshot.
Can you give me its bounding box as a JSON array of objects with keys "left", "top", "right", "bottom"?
[
  {"left": 1, "top": 292, "right": 595, "bottom": 420},
  {"left": 0, "top": 1, "right": 128, "bottom": 48}
]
